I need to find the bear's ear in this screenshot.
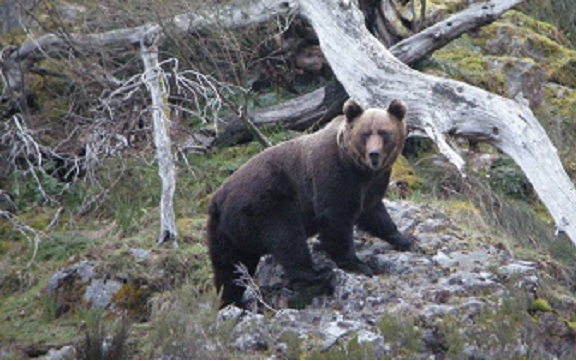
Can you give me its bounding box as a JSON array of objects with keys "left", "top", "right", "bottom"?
[
  {"left": 343, "top": 99, "right": 364, "bottom": 122},
  {"left": 387, "top": 99, "right": 407, "bottom": 121}
]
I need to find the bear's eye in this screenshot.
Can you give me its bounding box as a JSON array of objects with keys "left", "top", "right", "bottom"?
[
  {"left": 378, "top": 130, "right": 391, "bottom": 142},
  {"left": 360, "top": 132, "right": 371, "bottom": 142}
]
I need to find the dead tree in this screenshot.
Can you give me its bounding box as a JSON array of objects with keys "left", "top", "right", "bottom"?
[
  {"left": 140, "top": 26, "right": 178, "bottom": 246},
  {"left": 299, "top": 0, "right": 576, "bottom": 246}
]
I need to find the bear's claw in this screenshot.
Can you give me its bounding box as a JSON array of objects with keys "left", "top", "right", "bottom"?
[
  {"left": 336, "top": 258, "right": 374, "bottom": 277},
  {"left": 388, "top": 232, "right": 416, "bottom": 252}
]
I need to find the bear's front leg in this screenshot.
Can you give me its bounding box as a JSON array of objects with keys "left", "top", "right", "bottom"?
[
  {"left": 317, "top": 211, "right": 374, "bottom": 276},
  {"left": 266, "top": 218, "right": 334, "bottom": 301},
  {"left": 357, "top": 202, "right": 414, "bottom": 251}
]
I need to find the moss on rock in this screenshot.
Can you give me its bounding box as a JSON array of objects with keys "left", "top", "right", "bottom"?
[{"left": 477, "top": 11, "right": 576, "bottom": 88}]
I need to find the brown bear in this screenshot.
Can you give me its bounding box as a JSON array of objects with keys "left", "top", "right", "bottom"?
[{"left": 207, "top": 99, "right": 413, "bottom": 308}]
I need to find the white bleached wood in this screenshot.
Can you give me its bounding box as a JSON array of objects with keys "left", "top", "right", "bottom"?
[
  {"left": 214, "top": 0, "right": 522, "bottom": 145},
  {"left": 140, "top": 28, "right": 177, "bottom": 246},
  {"left": 300, "top": 0, "right": 576, "bottom": 247}
]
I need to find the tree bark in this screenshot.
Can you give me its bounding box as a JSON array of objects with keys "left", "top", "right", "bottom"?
[
  {"left": 392, "top": 0, "right": 522, "bottom": 66},
  {"left": 213, "top": 0, "right": 523, "bottom": 146},
  {"left": 299, "top": 0, "right": 576, "bottom": 247},
  {"left": 140, "top": 27, "right": 177, "bottom": 246}
]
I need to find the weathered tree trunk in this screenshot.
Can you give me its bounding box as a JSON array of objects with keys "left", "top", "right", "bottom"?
[
  {"left": 140, "top": 27, "right": 177, "bottom": 246},
  {"left": 213, "top": 0, "right": 523, "bottom": 145},
  {"left": 213, "top": 81, "right": 348, "bottom": 147},
  {"left": 300, "top": 0, "right": 576, "bottom": 247}
]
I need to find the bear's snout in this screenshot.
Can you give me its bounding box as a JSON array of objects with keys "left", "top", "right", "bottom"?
[{"left": 368, "top": 150, "right": 380, "bottom": 167}]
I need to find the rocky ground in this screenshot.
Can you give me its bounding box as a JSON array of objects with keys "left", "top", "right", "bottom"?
[
  {"left": 220, "top": 200, "right": 575, "bottom": 359},
  {"left": 44, "top": 200, "right": 576, "bottom": 359}
]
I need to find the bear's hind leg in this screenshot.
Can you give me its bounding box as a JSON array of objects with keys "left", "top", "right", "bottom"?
[
  {"left": 217, "top": 250, "right": 261, "bottom": 308},
  {"left": 208, "top": 227, "right": 261, "bottom": 308}
]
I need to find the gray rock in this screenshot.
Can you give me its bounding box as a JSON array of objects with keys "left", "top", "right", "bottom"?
[
  {"left": 129, "top": 248, "right": 151, "bottom": 261},
  {"left": 498, "top": 261, "right": 537, "bottom": 278},
  {"left": 47, "top": 259, "right": 95, "bottom": 293},
  {"left": 232, "top": 313, "right": 270, "bottom": 352},
  {"left": 39, "top": 345, "right": 76, "bottom": 360},
  {"left": 320, "top": 314, "right": 362, "bottom": 349},
  {"left": 432, "top": 251, "right": 456, "bottom": 268},
  {"left": 83, "top": 278, "right": 123, "bottom": 309}
]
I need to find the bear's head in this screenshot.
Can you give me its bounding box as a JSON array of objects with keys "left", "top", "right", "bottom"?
[{"left": 338, "top": 99, "right": 407, "bottom": 171}]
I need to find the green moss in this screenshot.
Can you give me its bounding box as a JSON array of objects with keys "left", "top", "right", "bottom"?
[
  {"left": 476, "top": 15, "right": 576, "bottom": 88},
  {"left": 549, "top": 56, "right": 576, "bottom": 88},
  {"left": 390, "top": 155, "right": 425, "bottom": 199},
  {"left": 537, "top": 86, "right": 576, "bottom": 180},
  {"left": 531, "top": 298, "right": 553, "bottom": 313},
  {"left": 112, "top": 284, "right": 151, "bottom": 321},
  {"left": 502, "top": 10, "right": 572, "bottom": 46},
  {"left": 428, "top": 0, "right": 468, "bottom": 14},
  {"left": 543, "top": 84, "right": 576, "bottom": 119},
  {"left": 431, "top": 45, "right": 507, "bottom": 94}
]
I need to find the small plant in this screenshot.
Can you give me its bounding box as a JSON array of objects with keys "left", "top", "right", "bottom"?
[
  {"left": 378, "top": 313, "right": 423, "bottom": 358},
  {"left": 78, "top": 310, "right": 132, "bottom": 360},
  {"left": 278, "top": 332, "right": 302, "bottom": 359}
]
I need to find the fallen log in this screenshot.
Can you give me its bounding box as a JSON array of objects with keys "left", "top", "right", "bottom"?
[
  {"left": 213, "top": 81, "right": 348, "bottom": 147},
  {"left": 300, "top": 0, "right": 576, "bottom": 246}
]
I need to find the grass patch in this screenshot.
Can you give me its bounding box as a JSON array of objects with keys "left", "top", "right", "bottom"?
[
  {"left": 36, "top": 234, "right": 94, "bottom": 263},
  {"left": 0, "top": 274, "right": 80, "bottom": 354},
  {"left": 175, "top": 142, "right": 263, "bottom": 216},
  {"left": 143, "top": 283, "right": 241, "bottom": 359},
  {"left": 437, "top": 286, "right": 576, "bottom": 359}
]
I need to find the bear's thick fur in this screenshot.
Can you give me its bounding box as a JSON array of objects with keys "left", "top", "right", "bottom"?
[{"left": 207, "top": 99, "right": 413, "bottom": 307}]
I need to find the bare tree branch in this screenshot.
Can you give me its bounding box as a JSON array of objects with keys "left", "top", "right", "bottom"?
[
  {"left": 0, "top": 210, "right": 44, "bottom": 268},
  {"left": 0, "top": 0, "right": 299, "bottom": 96},
  {"left": 392, "top": 0, "right": 523, "bottom": 66}
]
